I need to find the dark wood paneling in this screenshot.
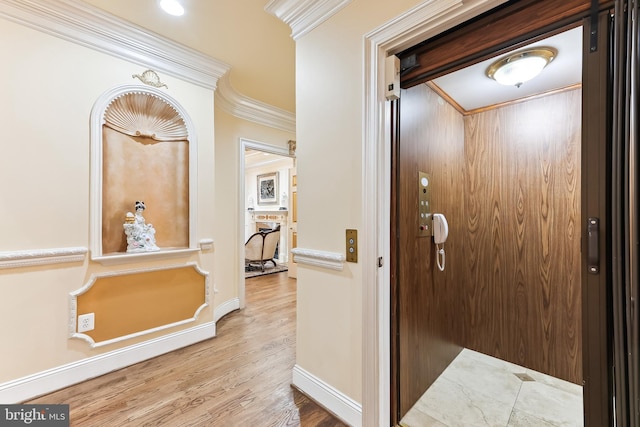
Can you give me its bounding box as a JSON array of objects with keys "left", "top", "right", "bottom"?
[
  {"left": 397, "top": 84, "right": 466, "bottom": 417},
  {"left": 396, "top": 85, "right": 582, "bottom": 417},
  {"left": 463, "top": 89, "right": 582, "bottom": 383},
  {"left": 399, "top": 0, "right": 611, "bottom": 88}
]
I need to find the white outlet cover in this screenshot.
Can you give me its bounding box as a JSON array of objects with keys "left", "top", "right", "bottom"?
[{"left": 77, "top": 313, "right": 95, "bottom": 332}]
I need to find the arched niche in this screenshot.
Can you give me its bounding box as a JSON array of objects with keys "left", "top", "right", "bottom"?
[{"left": 90, "top": 85, "right": 198, "bottom": 263}]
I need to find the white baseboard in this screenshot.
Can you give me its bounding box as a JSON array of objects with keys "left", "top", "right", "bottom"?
[
  {"left": 0, "top": 321, "right": 216, "bottom": 404},
  {"left": 214, "top": 297, "right": 240, "bottom": 322},
  {"left": 292, "top": 364, "right": 362, "bottom": 427}
]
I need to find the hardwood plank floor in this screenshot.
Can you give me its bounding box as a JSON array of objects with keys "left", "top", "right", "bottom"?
[{"left": 27, "top": 273, "right": 346, "bottom": 427}]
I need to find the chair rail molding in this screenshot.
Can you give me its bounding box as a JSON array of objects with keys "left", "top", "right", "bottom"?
[
  {"left": 198, "top": 238, "right": 214, "bottom": 251},
  {"left": 0, "top": 247, "right": 87, "bottom": 269},
  {"left": 291, "top": 247, "right": 345, "bottom": 271},
  {"left": 215, "top": 73, "right": 296, "bottom": 133},
  {"left": 264, "top": 0, "right": 352, "bottom": 40},
  {"left": 0, "top": 0, "right": 230, "bottom": 90}
]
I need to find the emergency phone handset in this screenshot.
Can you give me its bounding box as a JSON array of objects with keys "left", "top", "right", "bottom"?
[{"left": 432, "top": 214, "right": 449, "bottom": 271}]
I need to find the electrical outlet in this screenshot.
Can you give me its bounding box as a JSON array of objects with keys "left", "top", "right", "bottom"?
[{"left": 77, "top": 313, "right": 95, "bottom": 332}]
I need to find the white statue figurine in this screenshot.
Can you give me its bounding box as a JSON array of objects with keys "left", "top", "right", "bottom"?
[{"left": 123, "top": 200, "right": 160, "bottom": 252}]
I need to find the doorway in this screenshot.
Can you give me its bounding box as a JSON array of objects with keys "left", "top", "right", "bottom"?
[
  {"left": 397, "top": 28, "right": 583, "bottom": 426},
  {"left": 390, "top": 2, "right": 612, "bottom": 426},
  {"left": 239, "top": 139, "right": 295, "bottom": 307}
]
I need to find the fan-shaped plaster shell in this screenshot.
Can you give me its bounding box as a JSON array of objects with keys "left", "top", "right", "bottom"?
[{"left": 103, "top": 92, "right": 188, "bottom": 141}]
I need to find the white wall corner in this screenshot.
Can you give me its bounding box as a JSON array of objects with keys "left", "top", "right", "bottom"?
[
  {"left": 213, "top": 297, "right": 240, "bottom": 322},
  {"left": 292, "top": 365, "right": 362, "bottom": 427},
  {"left": 215, "top": 73, "right": 296, "bottom": 133},
  {"left": 264, "top": 0, "right": 352, "bottom": 40},
  {"left": 0, "top": 322, "right": 216, "bottom": 404},
  {"left": 0, "top": 0, "right": 230, "bottom": 90}
]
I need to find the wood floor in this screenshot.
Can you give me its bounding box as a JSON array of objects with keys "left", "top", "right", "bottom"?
[{"left": 27, "top": 272, "right": 346, "bottom": 426}]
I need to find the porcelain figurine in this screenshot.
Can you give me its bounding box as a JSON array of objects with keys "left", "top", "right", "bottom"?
[{"left": 123, "top": 200, "right": 160, "bottom": 252}]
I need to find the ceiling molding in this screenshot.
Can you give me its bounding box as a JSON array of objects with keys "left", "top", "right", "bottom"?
[
  {"left": 0, "top": 0, "right": 230, "bottom": 90},
  {"left": 265, "top": 0, "right": 351, "bottom": 40},
  {"left": 215, "top": 73, "right": 296, "bottom": 134}
]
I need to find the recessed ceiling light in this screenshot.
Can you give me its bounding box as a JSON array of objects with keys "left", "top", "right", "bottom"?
[
  {"left": 159, "top": 0, "right": 184, "bottom": 16},
  {"left": 486, "top": 47, "right": 557, "bottom": 88}
]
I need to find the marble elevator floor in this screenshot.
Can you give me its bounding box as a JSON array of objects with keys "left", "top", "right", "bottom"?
[{"left": 400, "top": 349, "right": 583, "bottom": 427}]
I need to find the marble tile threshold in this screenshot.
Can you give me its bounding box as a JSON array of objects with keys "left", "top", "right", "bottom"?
[{"left": 400, "top": 348, "right": 583, "bottom": 427}]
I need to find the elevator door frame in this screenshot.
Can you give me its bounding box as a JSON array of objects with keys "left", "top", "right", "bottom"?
[{"left": 390, "top": 1, "right": 614, "bottom": 425}]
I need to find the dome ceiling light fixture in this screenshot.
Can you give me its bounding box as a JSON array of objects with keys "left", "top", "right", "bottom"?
[
  {"left": 486, "top": 47, "right": 558, "bottom": 88},
  {"left": 159, "top": 0, "right": 185, "bottom": 16}
]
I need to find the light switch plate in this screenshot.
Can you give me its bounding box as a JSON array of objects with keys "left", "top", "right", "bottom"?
[{"left": 346, "top": 229, "right": 358, "bottom": 263}]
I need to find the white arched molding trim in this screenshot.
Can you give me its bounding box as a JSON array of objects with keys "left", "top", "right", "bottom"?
[
  {"left": 215, "top": 73, "right": 296, "bottom": 133},
  {"left": 0, "top": 0, "right": 229, "bottom": 90},
  {"left": 265, "top": 0, "right": 352, "bottom": 40},
  {"left": 362, "top": 0, "right": 508, "bottom": 426},
  {"left": 90, "top": 85, "right": 199, "bottom": 264}
]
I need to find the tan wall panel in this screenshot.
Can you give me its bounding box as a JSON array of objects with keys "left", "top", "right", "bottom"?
[
  {"left": 102, "top": 127, "right": 189, "bottom": 254},
  {"left": 76, "top": 266, "right": 206, "bottom": 343}
]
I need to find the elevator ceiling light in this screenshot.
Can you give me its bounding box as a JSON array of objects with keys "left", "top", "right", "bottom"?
[
  {"left": 159, "top": 0, "right": 184, "bottom": 16},
  {"left": 486, "top": 47, "right": 557, "bottom": 88}
]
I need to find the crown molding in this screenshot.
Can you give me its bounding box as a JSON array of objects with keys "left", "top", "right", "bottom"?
[
  {"left": 0, "top": 0, "right": 230, "bottom": 90},
  {"left": 265, "top": 0, "right": 351, "bottom": 40},
  {"left": 215, "top": 73, "right": 296, "bottom": 134}
]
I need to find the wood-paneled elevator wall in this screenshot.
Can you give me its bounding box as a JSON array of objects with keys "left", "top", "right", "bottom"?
[{"left": 401, "top": 84, "right": 582, "bottom": 384}]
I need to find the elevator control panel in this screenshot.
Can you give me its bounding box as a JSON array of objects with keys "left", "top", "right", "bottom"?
[{"left": 418, "top": 172, "right": 432, "bottom": 237}]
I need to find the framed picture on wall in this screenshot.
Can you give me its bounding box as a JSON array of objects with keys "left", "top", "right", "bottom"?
[{"left": 257, "top": 172, "right": 278, "bottom": 205}]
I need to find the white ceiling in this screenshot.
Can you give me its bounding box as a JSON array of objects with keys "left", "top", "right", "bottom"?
[{"left": 432, "top": 26, "right": 583, "bottom": 112}]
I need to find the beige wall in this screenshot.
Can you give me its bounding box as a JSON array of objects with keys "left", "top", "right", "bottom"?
[
  {"left": 294, "top": 0, "right": 423, "bottom": 404},
  {"left": 0, "top": 17, "right": 217, "bottom": 383}
]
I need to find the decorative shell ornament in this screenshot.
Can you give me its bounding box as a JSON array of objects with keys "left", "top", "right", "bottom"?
[
  {"left": 132, "top": 69, "right": 168, "bottom": 89},
  {"left": 103, "top": 92, "right": 187, "bottom": 141}
]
